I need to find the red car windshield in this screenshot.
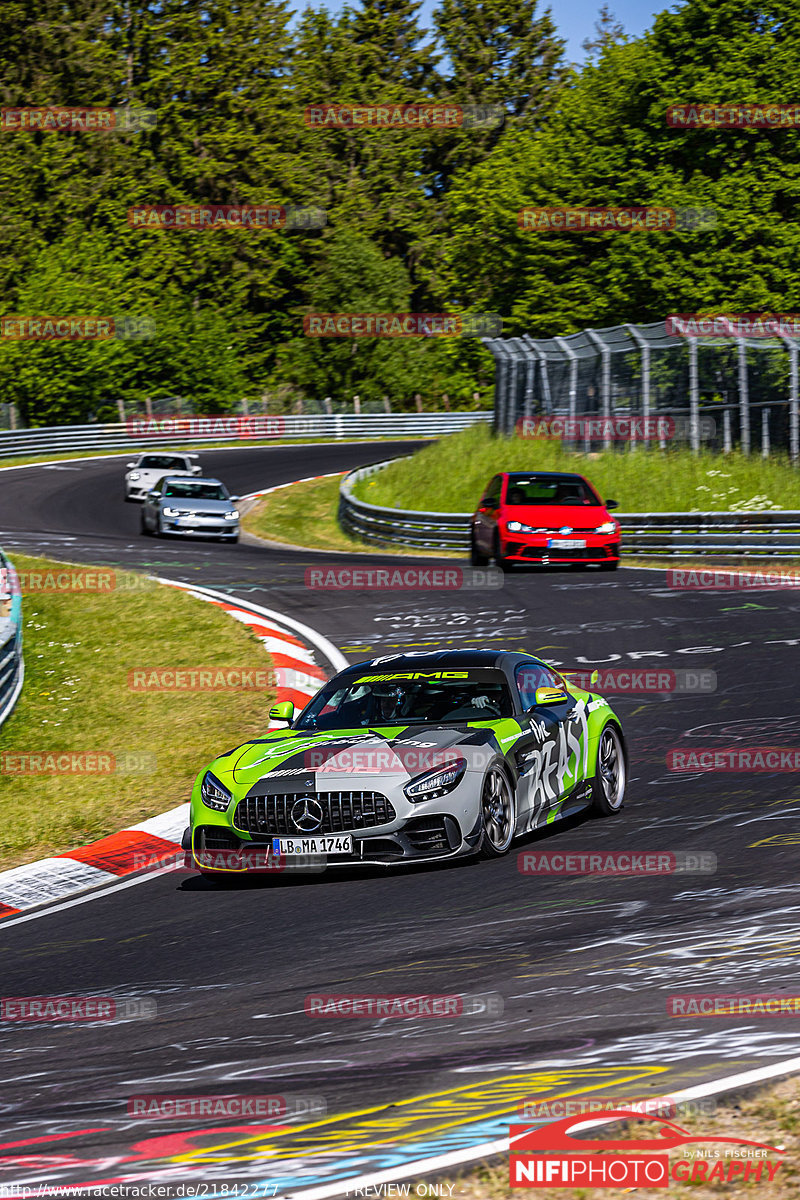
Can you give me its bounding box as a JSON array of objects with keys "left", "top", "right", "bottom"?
[{"left": 505, "top": 475, "right": 601, "bottom": 506}]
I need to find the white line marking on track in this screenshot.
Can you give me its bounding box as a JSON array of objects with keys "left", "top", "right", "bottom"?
[{"left": 0, "top": 865, "right": 179, "bottom": 931}]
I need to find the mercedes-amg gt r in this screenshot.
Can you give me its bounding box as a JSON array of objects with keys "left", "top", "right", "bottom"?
[{"left": 183, "top": 650, "right": 626, "bottom": 874}]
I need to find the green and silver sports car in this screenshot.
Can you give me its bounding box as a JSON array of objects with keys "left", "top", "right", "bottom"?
[{"left": 183, "top": 649, "right": 627, "bottom": 874}]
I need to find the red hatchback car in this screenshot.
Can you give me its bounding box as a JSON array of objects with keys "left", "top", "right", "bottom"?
[{"left": 470, "top": 471, "right": 621, "bottom": 570}]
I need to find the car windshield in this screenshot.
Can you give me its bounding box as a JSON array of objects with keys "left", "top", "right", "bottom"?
[
  {"left": 139, "top": 455, "right": 189, "bottom": 470},
  {"left": 505, "top": 475, "right": 600, "bottom": 506},
  {"left": 162, "top": 482, "right": 227, "bottom": 500},
  {"left": 295, "top": 669, "right": 513, "bottom": 730}
]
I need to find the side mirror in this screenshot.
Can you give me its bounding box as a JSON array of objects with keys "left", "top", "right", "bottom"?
[
  {"left": 147, "top": 490, "right": 159, "bottom": 500},
  {"left": 605, "top": 499, "right": 619, "bottom": 510},
  {"left": 229, "top": 495, "right": 240, "bottom": 503},
  {"left": 533, "top": 686, "right": 569, "bottom": 706},
  {"left": 193, "top": 466, "right": 202, "bottom": 474},
  {"left": 269, "top": 701, "right": 295, "bottom": 722},
  {"left": 126, "top": 462, "right": 136, "bottom": 468}
]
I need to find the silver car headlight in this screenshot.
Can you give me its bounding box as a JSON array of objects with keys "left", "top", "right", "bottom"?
[
  {"left": 594, "top": 521, "right": 617, "bottom": 535},
  {"left": 404, "top": 758, "right": 467, "bottom": 801},
  {"left": 201, "top": 771, "right": 232, "bottom": 811},
  {"left": 224, "top": 510, "right": 239, "bottom": 521},
  {"left": 128, "top": 472, "right": 140, "bottom": 480},
  {"left": 162, "top": 506, "right": 183, "bottom": 517}
]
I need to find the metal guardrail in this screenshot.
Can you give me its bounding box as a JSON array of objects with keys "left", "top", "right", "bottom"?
[
  {"left": 340, "top": 462, "right": 800, "bottom": 556},
  {"left": 0, "top": 553, "right": 24, "bottom": 728},
  {"left": 0, "top": 412, "right": 492, "bottom": 459}
]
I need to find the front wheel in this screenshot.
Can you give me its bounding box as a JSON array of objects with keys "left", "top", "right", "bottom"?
[
  {"left": 591, "top": 724, "right": 626, "bottom": 815},
  {"left": 599, "top": 560, "right": 619, "bottom": 571},
  {"left": 494, "top": 532, "right": 512, "bottom": 573},
  {"left": 470, "top": 528, "right": 488, "bottom": 566},
  {"left": 477, "top": 766, "right": 516, "bottom": 858}
]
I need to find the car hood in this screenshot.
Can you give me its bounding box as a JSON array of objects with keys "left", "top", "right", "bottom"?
[
  {"left": 228, "top": 725, "right": 485, "bottom": 787},
  {"left": 505, "top": 504, "right": 610, "bottom": 531},
  {"left": 159, "top": 496, "right": 231, "bottom": 511}
]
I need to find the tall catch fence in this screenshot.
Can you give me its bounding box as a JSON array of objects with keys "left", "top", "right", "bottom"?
[{"left": 484, "top": 322, "right": 800, "bottom": 461}]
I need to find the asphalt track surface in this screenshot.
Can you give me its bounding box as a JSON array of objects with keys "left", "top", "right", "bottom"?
[{"left": 2, "top": 442, "right": 800, "bottom": 1195}]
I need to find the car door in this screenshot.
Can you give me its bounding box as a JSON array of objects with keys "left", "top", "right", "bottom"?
[
  {"left": 512, "top": 662, "right": 590, "bottom": 830},
  {"left": 473, "top": 475, "right": 503, "bottom": 552}
]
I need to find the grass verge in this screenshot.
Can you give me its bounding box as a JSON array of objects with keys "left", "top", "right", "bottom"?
[
  {"left": 0, "top": 554, "right": 275, "bottom": 870},
  {"left": 352, "top": 424, "right": 800, "bottom": 513},
  {"left": 435, "top": 1075, "right": 798, "bottom": 1200},
  {"left": 242, "top": 476, "right": 452, "bottom": 556}
]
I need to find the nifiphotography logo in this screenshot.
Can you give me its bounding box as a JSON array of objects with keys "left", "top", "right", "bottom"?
[{"left": 509, "top": 1108, "right": 784, "bottom": 1187}]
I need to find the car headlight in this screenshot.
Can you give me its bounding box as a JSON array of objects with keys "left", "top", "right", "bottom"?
[
  {"left": 201, "top": 770, "right": 232, "bottom": 811},
  {"left": 404, "top": 758, "right": 467, "bottom": 801},
  {"left": 224, "top": 510, "right": 239, "bottom": 521},
  {"left": 128, "top": 472, "right": 140, "bottom": 481},
  {"left": 162, "top": 506, "right": 184, "bottom": 517},
  {"left": 595, "top": 521, "right": 617, "bottom": 535},
  {"left": 507, "top": 521, "right": 536, "bottom": 534}
]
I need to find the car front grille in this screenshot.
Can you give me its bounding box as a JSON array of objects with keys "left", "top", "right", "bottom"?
[{"left": 233, "top": 791, "right": 396, "bottom": 835}]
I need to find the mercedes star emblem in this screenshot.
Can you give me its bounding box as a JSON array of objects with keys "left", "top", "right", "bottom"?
[{"left": 291, "top": 796, "right": 324, "bottom": 832}]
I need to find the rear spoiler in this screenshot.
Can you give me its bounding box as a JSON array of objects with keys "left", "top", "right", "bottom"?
[{"left": 560, "top": 669, "right": 599, "bottom": 688}]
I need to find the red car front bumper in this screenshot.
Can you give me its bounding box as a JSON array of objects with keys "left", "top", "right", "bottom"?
[{"left": 501, "top": 535, "right": 620, "bottom": 564}]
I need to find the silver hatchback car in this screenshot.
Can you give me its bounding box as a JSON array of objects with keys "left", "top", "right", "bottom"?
[{"left": 140, "top": 476, "right": 241, "bottom": 542}]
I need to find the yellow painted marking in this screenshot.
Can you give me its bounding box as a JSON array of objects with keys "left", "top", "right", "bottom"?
[{"left": 168, "top": 1065, "right": 667, "bottom": 1166}]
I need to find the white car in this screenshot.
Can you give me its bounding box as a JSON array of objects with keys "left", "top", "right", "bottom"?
[{"left": 124, "top": 452, "right": 201, "bottom": 501}]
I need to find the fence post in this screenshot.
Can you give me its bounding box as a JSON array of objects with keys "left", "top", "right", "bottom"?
[
  {"left": 781, "top": 337, "right": 799, "bottom": 464},
  {"left": 116, "top": 398, "right": 126, "bottom": 422},
  {"left": 323, "top": 396, "right": 333, "bottom": 414},
  {"left": 737, "top": 338, "right": 750, "bottom": 454},
  {"left": 585, "top": 329, "right": 611, "bottom": 449},
  {"left": 723, "top": 409, "right": 732, "bottom": 453},
  {"left": 688, "top": 337, "right": 700, "bottom": 454},
  {"left": 761, "top": 408, "right": 770, "bottom": 458},
  {"left": 520, "top": 336, "right": 538, "bottom": 422},
  {"left": 625, "top": 324, "right": 650, "bottom": 449},
  {"left": 484, "top": 339, "right": 506, "bottom": 434}
]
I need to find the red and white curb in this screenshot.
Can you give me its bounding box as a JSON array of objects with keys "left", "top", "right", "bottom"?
[{"left": 0, "top": 580, "right": 345, "bottom": 922}]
